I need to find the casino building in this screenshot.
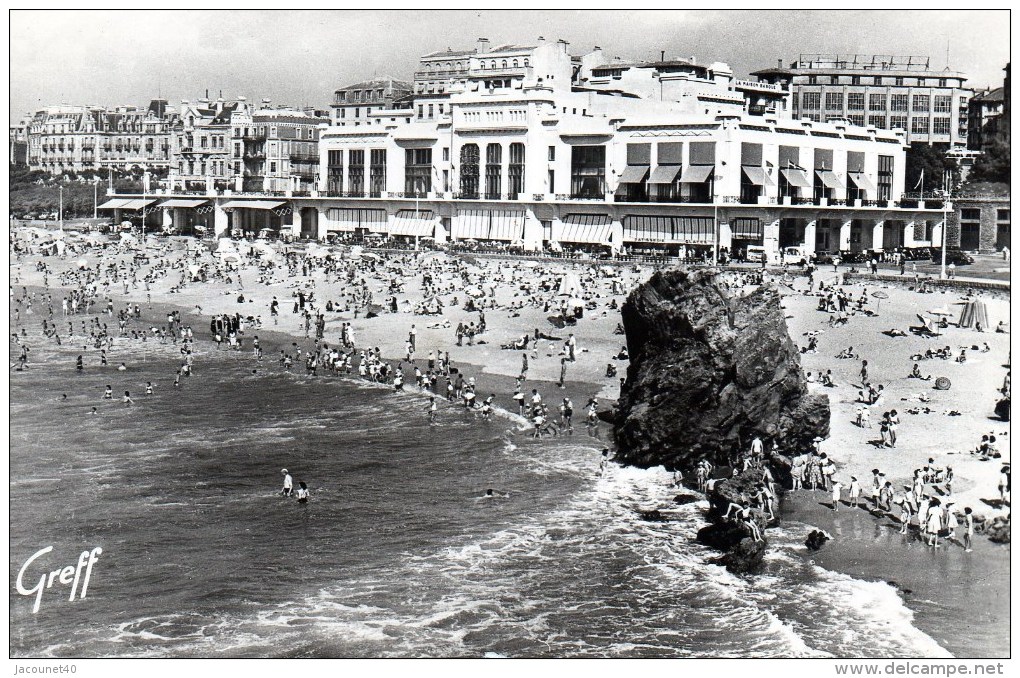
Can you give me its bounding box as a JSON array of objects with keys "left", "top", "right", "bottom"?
[{"left": 113, "top": 39, "right": 949, "bottom": 261}]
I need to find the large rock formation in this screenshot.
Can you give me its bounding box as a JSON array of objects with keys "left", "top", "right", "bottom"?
[
  {"left": 614, "top": 268, "right": 829, "bottom": 469},
  {"left": 696, "top": 465, "right": 777, "bottom": 573}
]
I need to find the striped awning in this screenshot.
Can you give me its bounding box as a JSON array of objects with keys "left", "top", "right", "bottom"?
[
  {"left": 390, "top": 210, "right": 435, "bottom": 237},
  {"left": 452, "top": 209, "right": 525, "bottom": 241},
  {"left": 220, "top": 200, "right": 286, "bottom": 210},
  {"left": 780, "top": 168, "right": 813, "bottom": 188},
  {"left": 679, "top": 165, "right": 714, "bottom": 184},
  {"left": 730, "top": 217, "right": 763, "bottom": 239},
  {"left": 559, "top": 214, "right": 612, "bottom": 244},
  {"left": 326, "top": 208, "right": 387, "bottom": 232},
  {"left": 453, "top": 209, "right": 491, "bottom": 240},
  {"left": 648, "top": 165, "right": 682, "bottom": 184},
  {"left": 623, "top": 215, "right": 713, "bottom": 244},
  {"left": 848, "top": 172, "right": 877, "bottom": 193},
  {"left": 158, "top": 199, "right": 209, "bottom": 208}
]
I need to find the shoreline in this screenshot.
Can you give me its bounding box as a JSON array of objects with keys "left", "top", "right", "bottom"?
[{"left": 10, "top": 245, "right": 1010, "bottom": 657}]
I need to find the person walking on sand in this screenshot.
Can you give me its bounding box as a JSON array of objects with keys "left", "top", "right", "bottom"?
[
  {"left": 558, "top": 357, "right": 567, "bottom": 388},
  {"left": 848, "top": 476, "right": 862, "bottom": 508},
  {"left": 859, "top": 360, "right": 869, "bottom": 386},
  {"left": 831, "top": 481, "right": 843, "bottom": 511}
]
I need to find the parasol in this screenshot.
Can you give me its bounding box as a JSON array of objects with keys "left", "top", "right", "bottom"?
[{"left": 871, "top": 289, "right": 889, "bottom": 313}]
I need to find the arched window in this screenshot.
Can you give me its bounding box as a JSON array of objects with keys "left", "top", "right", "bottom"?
[
  {"left": 502, "top": 60, "right": 508, "bottom": 69},
  {"left": 512, "top": 59, "right": 519, "bottom": 67},
  {"left": 524, "top": 58, "right": 529, "bottom": 67},
  {"left": 479, "top": 61, "right": 486, "bottom": 70},
  {"left": 490, "top": 60, "right": 496, "bottom": 69}
]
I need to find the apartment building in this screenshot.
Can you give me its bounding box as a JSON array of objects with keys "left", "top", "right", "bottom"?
[
  {"left": 751, "top": 55, "right": 971, "bottom": 147},
  {"left": 330, "top": 77, "right": 413, "bottom": 127},
  {"left": 26, "top": 100, "right": 175, "bottom": 176}
]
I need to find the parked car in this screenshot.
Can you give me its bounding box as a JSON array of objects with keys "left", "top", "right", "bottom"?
[
  {"left": 903, "top": 246, "right": 932, "bottom": 261},
  {"left": 781, "top": 246, "right": 810, "bottom": 266},
  {"left": 745, "top": 245, "right": 768, "bottom": 263},
  {"left": 929, "top": 248, "right": 974, "bottom": 265}
]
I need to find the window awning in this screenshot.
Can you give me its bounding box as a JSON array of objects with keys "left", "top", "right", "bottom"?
[
  {"left": 647, "top": 165, "right": 682, "bottom": 184},
  {"left": 158, "top": 199, "right": 209, "bottom": 208},
  {"left": 453, "top": 209, "right": 493, "bottom": 240},
  {"left": 97, "top": 198, "right": 133, "bottom": 210},
  {"left": 488, "top": 210, "right": 526, "bottom": 241},
  {"left": 120, "top": 198, "right": 157, "bottom": 210},
  {"left": 679, "top": 165, "right": 714, "bottom": 184},
  {"left": 326, "top": 207, "right": 386, "bottom": 232},
  {"left": 559, "top": 214, "right": 612, "bottom": 244},
  {"left": 816, "top": 170, "right": 844, "bottom": 190},
  {"left": 390, "top": 210, "right": 435, "bottom": 237},
  {"left": 742, "top": 166, "right": 775, "bottom": 187},
  {"left": 848, "top": 172, "right": 877, "bottom": 193},
  {"left": 617, "top": 164, "right": 649, "bottom": 185},
  {"left": 780, "top": 168, "right": 813, "bottom": 189},
  {"left": 220, "top": 200, "right": 286, "bottom": 210}
]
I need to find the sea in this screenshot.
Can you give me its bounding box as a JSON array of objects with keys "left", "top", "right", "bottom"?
[{"left": 9, "top": 312, "right": 952, "bottom": 658}]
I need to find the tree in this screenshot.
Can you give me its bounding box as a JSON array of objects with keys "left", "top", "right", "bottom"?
[
  {"left": 968, "top": 140, "right": 1010, "bottom": 185},
  {"left": 904, "top": 143, "right": 959, "bottom": 194}
]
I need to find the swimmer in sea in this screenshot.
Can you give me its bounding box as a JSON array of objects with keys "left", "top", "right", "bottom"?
[
  {"left": 145, "top": 382, "right": 154, "bottom": 395},
  {"left": 122, "top": 391, "right": 134, "bottom": 406},
  {"left": 103, "top": 385, "right": 113, "bottom": 400},
  {"left": 90, "top": 407, "right": 98, "bottom": 415},
  {"left": 296, "top": 481, "right": 309, "bottom": 504},
  {"left": 478, "top": 488, "right": 510, "bottom": 500},
  {"left": 117, "top": 363, "right": 127, "bottom": 371},
  {"left": 76, "top": 355, "right": 83, "bottom": 371}
]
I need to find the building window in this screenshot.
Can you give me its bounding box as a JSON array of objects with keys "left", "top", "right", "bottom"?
[
  {"left": 890, "top": 94, "right": 908, "bottom": 112},
  {"left": 570, "top": 145, "right": 606, "bottom": 199},
  {"left": 911, "top": 94, "right": 930, "bottom": 112},
  {"left": 895, "top": 77, "right": 904, "bottom": 86},
  {"left": 428, "top": 104, "right": 434, "bottom": 118},
  {"left": 889, "top": 115, "right": 908, "bottom": 130},
  {"left": 997, "top": 209, "right": 1010, "bottom": 222},
  {"left": 847, "top": 93, "right": 865, "bottom": 110},
  {"left": 874, "top": 76, "right": 883, "bottom": 86},
  {"left": 459, "top": 144, "right": 480, "bottom": 198},
  {"left": 369, "top": 148, "right": 386, "bottom": 196},
  {"left": 404, "top": 148, "right": 432, "bottom": 196},
  {"left": 269, "top": 161, "right": 277, "bottom": 173},
  {"left": 911, "top": 117, "right": 930, "bottom": 134},
  {"left": 850, "top": 75, "right": 861, "bottom": 85},
  {"left": 442, "top": 147, "right": 449, "bottom": 162},
  {"left": 824, "top": 92, "right": 843, "bottom": 110},
  {"left": 868, "top": 93, "right": 886, "bottom": 111},
  {"left": 485, "top": 143, "right": 502, "bottom": 199},
  {"left": 418, "top": 105, "right": 424, "bottom": 119},
  {"left": 508, "top": 143, "right": 525, "bottom": 198},
  {"left": 934, "top": 95, "right": 952, "bottom": 113},
  {"left": 868, "top": 116, "right": 887, "bottom": 129},
  {"left": 808, "top": 75, "right": 817, "bottom": 85},
  {"left": 877, "top": 155, "right": 894, "bottom": 201},
  {"left": 347, "top": 149, "right": 364, "bottom": 195},
  {"left": 847, "top": 114, "right": 865, "bottom": 127},
  {"left": 933, "top": 117, "right": 951, "bottom": 135},
  {"left": 801, "top": 92, "right": 820, "bottom": 109},
  {"left": 548, "top": 145, "right": 555, "bottom": 161},
  {"left": 961, "top": 208, "right": 982, "bottom": 220}
]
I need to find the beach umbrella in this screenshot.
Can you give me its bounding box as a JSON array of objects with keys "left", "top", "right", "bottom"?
[{"left": 871, "top": 290, "right": 889, "bottom": 313}]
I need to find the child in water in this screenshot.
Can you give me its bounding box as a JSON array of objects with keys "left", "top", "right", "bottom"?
[{"left": 296, "top": 482, "right": 309, "bottom": 504}]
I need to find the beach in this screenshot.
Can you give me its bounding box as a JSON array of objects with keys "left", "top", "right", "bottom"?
[{"left": 8, "top": 234, "right": 1011, "bottom": 657}]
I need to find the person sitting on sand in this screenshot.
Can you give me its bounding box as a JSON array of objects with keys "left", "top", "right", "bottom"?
[
  {"left": 836, "top": 346, "right": 857, "bottom": 359},
  {"left": 909, "top": 364, "right": 932, "bottom": 380}
]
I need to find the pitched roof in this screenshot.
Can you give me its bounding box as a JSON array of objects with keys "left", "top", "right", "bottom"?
[{"left": 972, "top": 87, "right": 1005, "bottom": 103}]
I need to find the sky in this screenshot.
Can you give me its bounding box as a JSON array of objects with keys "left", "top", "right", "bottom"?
[{"left": 8, "top": 9, "right": 1011, "bottom": 119}]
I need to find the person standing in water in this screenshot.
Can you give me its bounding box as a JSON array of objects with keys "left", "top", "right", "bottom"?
[
  {"left": 296, "top": 482, "right": 309, "bottom": 504},
  {"left": 281, "top": 469, "right": 293, "bottom": 497}
]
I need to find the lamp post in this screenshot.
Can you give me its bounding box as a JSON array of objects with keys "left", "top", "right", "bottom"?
[{"left": 939, "top": 170, "right": 951, "bottom": 280}]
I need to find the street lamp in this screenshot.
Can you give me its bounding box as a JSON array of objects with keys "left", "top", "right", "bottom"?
[{"left": 939, "top": 170, "right": 952, "bottom": 280}]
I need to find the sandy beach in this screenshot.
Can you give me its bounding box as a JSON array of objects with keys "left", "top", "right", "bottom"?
[{"left": 8, "top": 235, "right": 1011, "bottom": 656}]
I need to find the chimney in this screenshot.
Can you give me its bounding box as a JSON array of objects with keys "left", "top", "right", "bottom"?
[
  {"left": 476, "top": 37, "right": 490, "bottom": 54},
  {"left": 537, "top": 36, "right": 545, "bottom": 43},
  {"left": 660, "top": 50, "right": 665, "bottom": 62},
  {"left": 778, "top": 58, "right": 783, "bottom": 68},
  {"left": 557, "top": 38, "right": 568, "bottom": 54}
]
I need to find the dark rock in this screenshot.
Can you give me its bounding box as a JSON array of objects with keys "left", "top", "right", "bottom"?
[
  {"left": 985, "top": 516, "right": 1011, "bottom": 543},
  {"left": 719, "top": 537, "right": 769, "bottom": 574},
  {"left": 638, "top": 509, "right": 668, "bottom": 522},
  {"left": 673, "top": 494, "right": 701, "bottom": 505},
  {"left": 805, "top": 529, "right": 830, "bottom": 551},
  {"left": 614, "top": 268, "right": 829, "bottom": 469}
]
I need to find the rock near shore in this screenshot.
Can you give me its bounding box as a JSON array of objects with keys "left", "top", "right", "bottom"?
[{"left": 614, "top": 268, "right": 829, "bottom": 469}]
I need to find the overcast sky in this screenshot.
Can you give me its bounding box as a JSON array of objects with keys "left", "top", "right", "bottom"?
[{"left": 9, "top": 9, "right": 1010, "bottom": 119}]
